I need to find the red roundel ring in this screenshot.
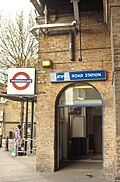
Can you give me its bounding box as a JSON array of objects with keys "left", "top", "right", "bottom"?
[{"left": 12, "top": 72, "right": 30, "bottom": 90}]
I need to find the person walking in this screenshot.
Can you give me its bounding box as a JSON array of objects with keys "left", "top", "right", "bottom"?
[{"left": 11, "top": 125, "right": 22, "bottom": 156}]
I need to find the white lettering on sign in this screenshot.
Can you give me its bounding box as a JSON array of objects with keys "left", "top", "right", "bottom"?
[
  {"left": 85, "top": 73, "right": 101, "bottom": 77},
  {"left": 71, "top": 73, "right": 83, "bottom": 78},
  {"left": 56, "top": 75, "right": 64, "bottom": 79},
  {"left": 50, "top": 70, "right": 106, "bottom": 82}
]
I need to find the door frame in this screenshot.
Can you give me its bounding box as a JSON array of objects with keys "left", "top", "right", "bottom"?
[{"left": 55, "top": 83, "right": 104, "bottom": 171}]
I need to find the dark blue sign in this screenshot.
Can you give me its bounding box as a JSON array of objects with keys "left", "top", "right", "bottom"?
[{"left": 50, "top": 70, "right": 106, "bottom": 82}]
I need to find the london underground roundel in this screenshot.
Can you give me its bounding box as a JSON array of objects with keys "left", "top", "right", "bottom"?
[
  {"left": 12, "top": 72, "right": 31, "bottom": 90},
  {"left": 7, "top": 68, "right": 35, "bottom": 95}
]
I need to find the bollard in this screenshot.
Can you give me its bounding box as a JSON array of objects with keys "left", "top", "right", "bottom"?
[
  {"left": 0, "top": 135, "right": 2, "bottom": 148},
  {"left": 5, "top": 137, "right": 9, "bottom": 151}
]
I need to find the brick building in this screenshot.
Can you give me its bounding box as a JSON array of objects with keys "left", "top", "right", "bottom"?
[
  {"left": 0, "top": 99, "right": 21, "bottom": 138},
  {"left": 0, "top": 82, "right": 36, "bottom": 140},
  {"left": 30, "top": 0, "right": 120, "bottom": 180},
  {"left": 0, "top": 97, "right": 36, "bottom": 139}
]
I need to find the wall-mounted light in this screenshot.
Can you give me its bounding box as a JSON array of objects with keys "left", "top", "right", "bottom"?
[{"left": 42, "top": 59, "right": 53, "bottom": 67}]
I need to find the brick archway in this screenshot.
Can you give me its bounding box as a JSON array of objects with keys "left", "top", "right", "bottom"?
[{"left": 55, "top": 82, "right": 103, "bottom": 170}]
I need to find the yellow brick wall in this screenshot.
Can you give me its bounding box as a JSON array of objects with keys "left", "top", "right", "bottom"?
[
  {"left": 0, "top": 100, "right": 34, "bottom": 138},
  {"left": 35, "top": 11, "right": 115, "bottom": 174}
]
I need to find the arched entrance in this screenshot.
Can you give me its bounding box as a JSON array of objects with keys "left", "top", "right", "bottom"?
[{"left": 55, "top": 82, "right": 103, "bottom": 170}]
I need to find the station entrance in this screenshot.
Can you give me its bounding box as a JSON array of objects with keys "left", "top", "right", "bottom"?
[{"left": 55, "top": 83, "right": 103, "bottom": 170}]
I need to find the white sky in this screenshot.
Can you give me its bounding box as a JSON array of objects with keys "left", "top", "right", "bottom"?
[{"left": 0, "top": 0, "right": 34, "bottom": 17}]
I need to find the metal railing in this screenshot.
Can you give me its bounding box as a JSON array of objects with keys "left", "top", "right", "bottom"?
[{"left": 16, "top": 138, "right": 36, "bottom": 156}]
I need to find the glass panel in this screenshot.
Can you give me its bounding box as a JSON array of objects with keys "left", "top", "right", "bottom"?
[{"left": 59, "top": 83, "right": 102, "bottom": 106}]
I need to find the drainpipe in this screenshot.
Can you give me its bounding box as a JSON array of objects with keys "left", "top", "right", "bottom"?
[
  {"left": 30, "top": 21, "right": 76, "bottom": 38},
  {"left": 30, "top": 21, "right": 77, "bottom": 31},
  {"left": 44, "top": 4, "right": 48, "bottom": 33},
  {"left": 71, "top": 0, "right": 82, "bottom": 61},
  {"left": 30, "top": 22, "right": 76, "bottom": 61},
  {"left": 42, "top": 29, "right": 75, "bottom": 61},
  {"left": 69, "top": 30, "right": 74, "bottom": 61},
  {"left": 44, "top": 4, "right": 48, "bottom": 24}
]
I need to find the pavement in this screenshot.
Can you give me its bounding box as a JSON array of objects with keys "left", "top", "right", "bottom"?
[{"left": 0, "top": 148, "right": 113, "bottom": 182}]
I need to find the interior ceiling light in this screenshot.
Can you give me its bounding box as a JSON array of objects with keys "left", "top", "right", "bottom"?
[{"left": 74, "top": 85, "right": 92, "bottom": 89}]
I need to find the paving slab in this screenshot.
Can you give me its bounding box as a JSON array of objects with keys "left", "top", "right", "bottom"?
[{"left": 0, "top": 149, "right": 113, "bottom": 182}]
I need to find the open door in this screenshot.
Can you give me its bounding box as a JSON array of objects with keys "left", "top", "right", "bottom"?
[{"left": 55, "top": 83, "right": 103, "bottom": 170}]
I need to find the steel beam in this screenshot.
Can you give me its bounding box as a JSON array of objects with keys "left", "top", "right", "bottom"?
[{"left": 30, "top": 0, "right": 43, "bottom": 15}]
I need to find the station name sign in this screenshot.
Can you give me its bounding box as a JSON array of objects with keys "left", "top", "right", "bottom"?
[{"left": 50, "top": 70, "right": 106, "bottom": 82}]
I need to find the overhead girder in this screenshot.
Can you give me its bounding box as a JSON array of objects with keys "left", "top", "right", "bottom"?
[
  {"left": 30, "top": 0, "right": 103, "bottom": 15},
  {"left": 30, "top": 0, "right": 44, "bottom": 15}
]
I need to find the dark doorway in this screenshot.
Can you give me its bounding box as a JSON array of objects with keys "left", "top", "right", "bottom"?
[
  {"left": 68, "top": 110, "right": 87, "bottom": 160},
  {"left": 55, "top": 83, "right": 103, "bottom": 170},
  {"left": 93, "top": 116, "right": 102, "bottom": 153}
]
